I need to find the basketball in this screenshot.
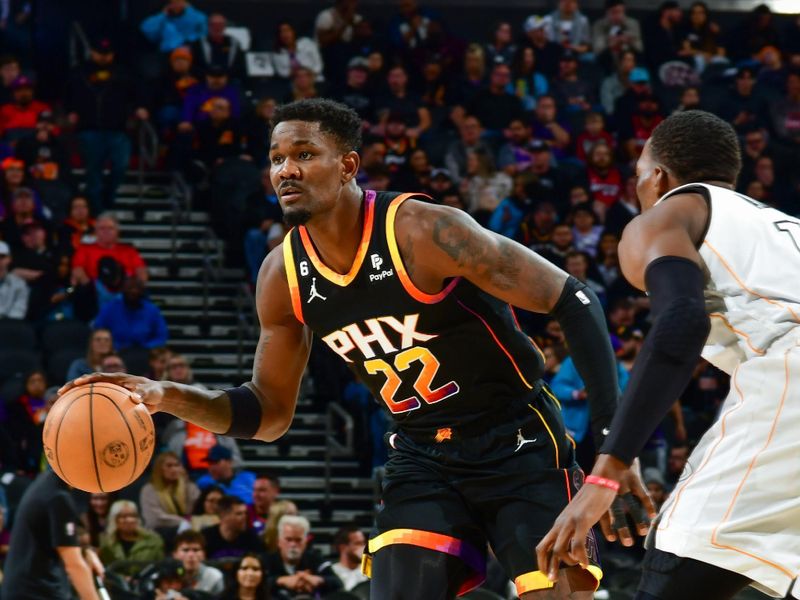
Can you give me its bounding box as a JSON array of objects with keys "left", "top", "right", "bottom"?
[{"left": 42, "top": 382, "right": 156, "bottom": 493}]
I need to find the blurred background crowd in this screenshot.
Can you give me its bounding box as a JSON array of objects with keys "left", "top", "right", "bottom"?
[{"left": 0, "top": 0, "right": 798, "bottom": 598}]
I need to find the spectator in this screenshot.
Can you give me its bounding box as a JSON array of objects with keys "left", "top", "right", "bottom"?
[
  {"left": 190, "top": 12, "right": 246, "bottom": 81},
  {"left": 717, "top": 66, "right": 769, "bottom": 134},
  {"left": 678, "top": 1, "right": 725, "bottom": 72},
  {"left": 585, "top": 141, "right": 622, "bottom": 211},
  {"left": 375, "top": 65, "right": 430, "bottom": 141},
  {"left": 592, "top": 0, "right": 643, "bottom": 69},
  {"left": 599, "top": 49, "right": 637, "bottom": 115},
  {"left": 164, "top": 353, "right": 205, "bottom": 388},
  {"left": 643, "top": 467, "right": 668, "bottom": 511},
  {"left": 466, "top": 62, "right": 523, "bottom": 135},
  {"left": 613, "top": 65, "right": 652, "bottom": 123},
  {"left": 71, "top": 213, "right": 148, "bottom": 286},
  {"left": 172, "top": 529, "right": 225, "bottom": 595},
  {"left": 728, "top": 3, "right": 781, "bottom": 62},
  {"left": 596, "top": 232, "right": 622, "bottom": 287},
  {"left": 154, "top": 47, "right": 199, "bottom": 133},
  {"left": 244, "top": 97, "right": 276, "bottom": 168},
  {"left": 271, "top": 21, "right": 324, "bottom": 81},
  {"left": 193, "top": 97, "right": 244, "bottom": 168},
  {"left": 605, "top": 175, "right": 640, "bottom": 236},
  {"left": 283, "top": 66, "right": 321, "bottom": 103},
  {"left": 5, "top": 369, "right": 48, "bottom": 475},
  {"left": 444, "top": 114, "right": 488, "bottom": 182},
  {"left": 201, "top": 495, "right": 265, "bottom": 560},
  {"left": 510, "top": 45, "right": 549, "bottom": 112},
  {"left": 16, "top": 111, "right": 71, "bottom": 185},
  {"left": 575, "top": 112, "right": 614, "bottom": 163},
  {"left": 0, "top": 240, "right": 28, "bottom": 318},
  {"left": 747, "top": 155, "right": 793, "bottom": 211},
  {"left": 545, "top": 0, "right": 592, "bottom": 57},
  {"left": 195, "top": 445, "right": 255, "bottom": 503},
  {"left": 770, "top": 71, "right": 800, "bottom": 146},
  {"left": 565, "top": 250, "right": 606, "bottom": 302},
  {"left": 530, "top": 95, "right": 571, "bottom": 159},
  {"left": 525, "top": 139, "right": 576, "bottom": 214},
  {"left": 66, "top": 38, "right": 148, "bottom": 214},
  {"left": 99, "top": 353, "right": 126, "bottom": 373},
  {"left": 382, "top": 113, "right": 416, "bottom": 176},
  {"left": 643, "top": 1, "right": 683, "bottom": 70},
  {"left": 551, "top": 49, "right": 595, "bottom": 114},
  {"left": 141, "top": 0, "right": 208, "bottom": 53},
  {"left": 522, "top": 15, "right": 564, "bottom": 80},
  {"left": 55, "top": 197, "right": 94, "bottom": 254},
  {"left": 267, "top": 515, "right": 342, "bottom": 598},
  {"left": 191, "top": 485, "right": 223, "bottom": 531},
  {"left": 331, "top": 525, "right": 368, "bottom": 591},
  {"left": 93, "top": 277, "right": 168, "bottom": 350},
  {"left": 419, "top": 56, "right": 450, "bottom": 128},
  {"left": 248, "top": 474, "right": 281, "bottom": 536},
  {"left": 0, "top": 54, "right": 20, "bottom": 104},
  {"left": 2, "top": 470, "right": 103, "bottom": 600},
  {"left": 388, "top": 0, "right": 439, "bottom": 54},
  {"left": 335, "top": 57, "right": 376, "bottom": 125},
  {"left": 391, "top": 147, "right": 431, "bottom": 191},
  {"left": 569, "top": 203, "right": 603, "bottom": 256},
  {"left": 163, "top": 420, "right": 243, "bottom": 474},
  {"left": 242, "top": 168, "right": 282, "bottom": 284},
  {"left": 756, "top": 45, "right": 788, "bottom": 93},
  {"left": 460, "top": 146, "right": 512, "bottom": 219},
  {"left": 140, "top": 451, "right": 201, "bottom": 533},
  {"left": 485, "top": 21, "right": 516, "bottom": 66},
  {"left": 450, "top": 43, "right": 487, "bottom": 114},
  {"left": 618, "top": 92, "right": 664, "bottom": 161},
  {"left": 66, "top": 328, "right": 113, "bottom": 381},
  {"left": 80, "top": 492, "right": 114, "bottom": 550},
  {"left": 673, "top": 85, "right": 702, "bottom": 112},
  {"left": 263, "top": 499, "right": 299, "bottom": 553},
  {"left": 3, "top": 186, "right": 50, "bottom": 251},
  {"left": 221, "top": 553, "right": 270, "bottom": 600},
  {"left": 522, "top": 200, "right": 557, "bottom": 250},
  {"left": 148, "top": 346, "right": 173, "bottom": 382},
  {"left": 497, "top": 118, "right": 535, "bottom": 175},
  {"left": 11, "top": 220, "right": 61, "bottom": 320},
  {"left": 98, "top": 500, "right": 165, "bottom": 572},
  {"left": 0, "top": 75, "right": 50, "bottom": 141},
  {"left": 314, "top": 0, "right": 362, "bottom": 48},
  {"left": 665, "top": 443, "right": 690, "bottom": 490},
  {"left": 0, "top": 156, "right": 31, "bottom": 210},
  {"left": 179, "top": 65, "right": 241, "bottom": 130}
]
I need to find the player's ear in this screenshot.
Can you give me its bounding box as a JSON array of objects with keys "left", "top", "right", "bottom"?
[
  {"left": 653, "top": 165, "right": 671, "bottom": 197},
  {"left": 341, "top": 150, "right": 360, "bottom": 184}
]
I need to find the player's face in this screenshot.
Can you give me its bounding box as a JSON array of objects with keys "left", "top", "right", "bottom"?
[
  {"left": 635, "top": 140, "right": 668, "bottom": 211},
  {"left": 270, "top": 120, "right": 350, "bottom": 227}
]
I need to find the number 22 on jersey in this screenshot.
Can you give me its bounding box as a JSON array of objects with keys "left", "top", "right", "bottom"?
[{"left": 365, "top": 346, "right": 460, "bottom": 414}]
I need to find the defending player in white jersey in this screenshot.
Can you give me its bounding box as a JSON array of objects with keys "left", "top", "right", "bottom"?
[{"left": 536, "top": 110, "right": 800, "bottom": 600}]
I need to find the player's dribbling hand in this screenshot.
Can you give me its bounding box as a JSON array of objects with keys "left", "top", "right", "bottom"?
[{"left": 58, "top": 373, "right": 166, "bottom": 414}]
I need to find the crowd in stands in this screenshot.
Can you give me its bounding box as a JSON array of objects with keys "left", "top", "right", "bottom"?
[{"left": 0, "top": 0, "right": 799, "bottom": 596}]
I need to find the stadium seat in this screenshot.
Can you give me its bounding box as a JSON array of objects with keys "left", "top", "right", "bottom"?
[
  {"left": 119, "top": 345, "right": 151, "bottom": 376},
  {"left": 0, "top": 319, "right": 37, "bottom": 352},
  {"left": 33, "top": 179, "right": 73, "bottom": 224},
  {"left": 47, "top": 347, "right": 84, "bottom": 385},
  {"left": 209, "top": 158, "right": 262, "bottom": 240},
  {"left": 0, "top": 373, "right": 25, "bottom": 402},
  {"left": 0, "top": 349, "right": 40, "bottom": 382},
  {"left": 40, "top": 319, "right": 91, "bottom": 354}
]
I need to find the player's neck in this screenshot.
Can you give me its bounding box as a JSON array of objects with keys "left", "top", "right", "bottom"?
[{"left": 304, "top": 187, "right": 366, "bottom": 275}]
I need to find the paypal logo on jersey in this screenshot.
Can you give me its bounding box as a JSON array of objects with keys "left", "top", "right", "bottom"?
[{"left": 369, "top": 253, "right": 394, "bottom": 282}]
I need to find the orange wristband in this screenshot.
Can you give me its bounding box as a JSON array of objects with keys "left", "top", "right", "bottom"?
[{"left": 585, "top": 475, "right": 620, "bottom": 492}]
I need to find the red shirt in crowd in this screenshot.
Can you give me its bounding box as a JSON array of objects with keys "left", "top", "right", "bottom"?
[
  {"left": 71, "top": 242, "right": 146, "bottom": 280},
  {"left": 0, "top": 100, "right": 51, "bottom": 135},
  {"left": 588, "top": 166, "right": 623, "bottom": 207},
  {"left": 575, "top": 130, "right": 615, "bottom": 163}
]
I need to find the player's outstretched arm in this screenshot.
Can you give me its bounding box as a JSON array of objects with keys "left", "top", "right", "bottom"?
[{"left": 60, "top": 247, "right": 311, "bottom": 443}]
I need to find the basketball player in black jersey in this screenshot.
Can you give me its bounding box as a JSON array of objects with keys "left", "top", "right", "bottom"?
[{"left": 62, "top": 99, "right": 652, "bottom": 599}]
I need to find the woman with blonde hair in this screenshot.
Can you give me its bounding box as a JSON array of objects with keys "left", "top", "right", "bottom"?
[
  {"left": 139, "top": 451, "right": 200, "bottom": 532},
  {"left": 98, "top": 500, "right": 164, "bottom": 574},
  {"left": 262, "top": 499, "right": 298, "bottom": 553},
  {"left": 66, "top": 328, "right": 113, "bottom": 381}
]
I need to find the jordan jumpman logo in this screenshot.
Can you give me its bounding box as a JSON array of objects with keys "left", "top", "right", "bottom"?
[
  {"left": 514, "top": 428, "right": 537, "bottom": 452},
  {"left": 307, "top": 277, "right": 327, "bottom": 303}
]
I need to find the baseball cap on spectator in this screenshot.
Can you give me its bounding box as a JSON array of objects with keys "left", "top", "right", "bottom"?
[
  {"left": 37, "top": 110, "right": 55, "bottom": 124},
  {"left": 0, "top": 241, "right": 9, "bottom": 256},
  {"left": 529, "top": 139, "right": 550, "bottom": 152},
  {"left": 523, "top": 15, "right": 549, "bottom": 33},
  {"left": 207, "top": 445, "right": 233, "bottom": 462},
  {"left": 11, "top": 75, "right": 32, "bottom": 90},
  {"left": 431, "top": 168, "right": 452, "bottom": 180},
  {"left": 643, "top": 467, "right": 666, "bottom": 488},
  {"left": 92, "top": 37, "right": 114, "bottom": 54},
  {"left": 1, "top": 157, "right": 24, "bottom": 170},
  {"left": 170, "top": 47, "right": 192, "bottom": 63},
  {"left": 347, "top": 56, "right": 369, "bottom": 71},
  {"left": 206, "top": 64, "right": 228, "bottom": 77},
  {"left": 629, "top": 67, "right": 650, "bottom": 84}
]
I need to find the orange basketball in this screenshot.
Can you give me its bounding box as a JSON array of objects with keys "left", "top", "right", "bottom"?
[{"left": 43, "top": 382, "right": 155, "bottom": 493}]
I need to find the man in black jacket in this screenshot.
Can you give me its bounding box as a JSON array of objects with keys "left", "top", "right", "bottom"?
[{"left": 65, "top": 37, "right": 148, "bottom": 214}]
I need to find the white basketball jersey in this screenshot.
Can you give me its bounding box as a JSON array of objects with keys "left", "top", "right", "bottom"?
[{"left": 658, "top": 183, "right": 800, "bottom": 374}]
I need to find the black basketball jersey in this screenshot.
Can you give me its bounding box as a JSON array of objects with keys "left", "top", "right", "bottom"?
[{"left": 283, "top": 190, "right": 545, "bottom": 433}]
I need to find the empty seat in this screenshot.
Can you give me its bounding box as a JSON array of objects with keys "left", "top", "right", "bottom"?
[
  {"left": 47, "top": 347, "right": 84, "bottom": 386},
  {"left": 33, "top": 180, "right": 73, "bottom": 224},
  {"left": 119, "top": 346, "right": 150, "bottom": 376},
  {"left": 0, "top": 349, "right": 40, "bottom": 382},
  {"left": 0, "top": 319, "right": 37, "bottom": 352},
  {"left": 41, "top": 319, "right": 90, "bottom": 354}
]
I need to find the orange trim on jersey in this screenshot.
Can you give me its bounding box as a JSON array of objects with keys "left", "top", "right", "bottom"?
[
  {"left": 529, "top": 403, "right": 560, "bottom": 469},
  {"left": 456, "top": 300, "right": 535, "bottom": 390},
  {"left": 282, "top": 233, "right": 305, "bottom": 324},
  {"left": 368, "top": 528, "right": 486, "bottom": 596},
  {"left": 704, "top": 240, "right": 800, "bottom": 323},
  {"left": 563, "top": 469, "right": 572, "bottom": 502},
  {"left": 658, "top": 365, "right": 747, "bottom": 532},
  {"left": 515, "top": 566, "right": 602, "bottom": 594},
  {"left": 709, "top": 346, "right": 795, "bottom": 579},
  {"left": 709, "top": 313, "right": 766, "bottom": 355},
  {"left": 297, "top": 192, "right": 375, "bottom": 287},
  {"left": 386, "top": 193, "right": 461, "bottom": 303}
]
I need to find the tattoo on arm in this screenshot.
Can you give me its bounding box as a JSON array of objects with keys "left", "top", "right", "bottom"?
[{"left": 432, "top": 214, "right": 521, "bottom": 289}]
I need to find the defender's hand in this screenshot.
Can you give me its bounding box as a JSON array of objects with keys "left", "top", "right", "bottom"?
[
  {"left": 598, "top": 461, "right": 656, "bottom": 545},
  {"left": 58, "top": 372, "right": 166, "bottom": 414}
]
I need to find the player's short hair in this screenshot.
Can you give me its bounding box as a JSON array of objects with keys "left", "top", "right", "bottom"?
[
  {"left": 649, "top": 110, "right": 741, "bottom": 185},
  {"left": 273, "top": 98, "right": 362, "bottom": 153}
]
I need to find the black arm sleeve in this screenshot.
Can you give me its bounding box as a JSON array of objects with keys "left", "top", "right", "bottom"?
[
  {"left": 599, "top": 257, "right": 710, "bottom": 464},
  {"left": 550, "top": 277, "right": 619, "bottom": 448}
]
